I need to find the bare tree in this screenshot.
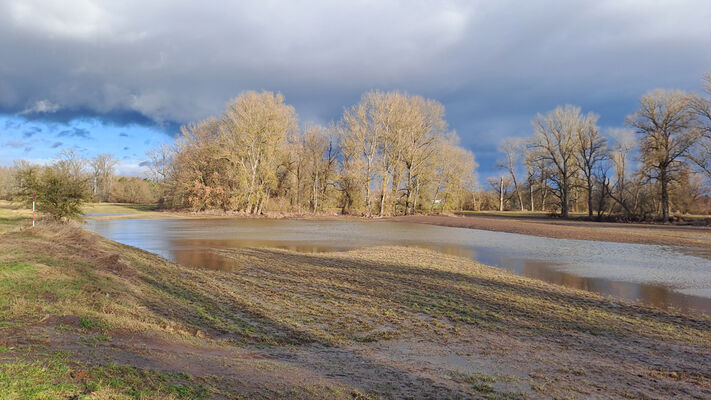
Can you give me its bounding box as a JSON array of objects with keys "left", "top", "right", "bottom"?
[
  {"left": 498, "top": 137, "right": 526, "bottom": 211},
  {"left": 574, "top": 113, "right": 607, "bottom": 217},
  {"left": 339, "top": 92, "right": 382, "bottom": 216},
  {"left": 687, "top": 72, "right": 711, "bottom": 181},
  {"left": 220, "top": 91, "right": 298, "bottom": 214},
  {"left": 531, "top": 105, "right": 589, "bottom": 217},
  {"left": 147, "top": 143, "right": 174, "bottom": 182},
  {"left": 90, "top": 154, "right": 118, "bottom": 202},
  {"left": 627, "top": 89, "right": 701, "bottom": 220},
  {"left": 431, "top": 138, "right": 476, "bottom": 212}
]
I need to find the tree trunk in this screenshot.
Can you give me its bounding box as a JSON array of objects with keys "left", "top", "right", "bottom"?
[
  {"left": 412, "top": 178, "right": 420, "bottom": 214},
  {"left": 660, "top": 168, "right": 669, "bottom": 221},
  {"left": 312, "top": 174, "right": 319, "bottom": 212},
  {"left": 405, "top": 168, "right": 413, "bottom": 215},
  {"left": 296, "top": 165, "right": 302, "bottom": 213},
  {"left": 390, "top": 168, "right": 400, "bottom": 215},
  {"left": 247, "top": 164, "right": 258, "bottom": 213},
  {"left": 587, "top": 178, "right": 594, "bottom": 218},
  {"left": 499, "top": 176, "right": 504, "bottom": 212},
  {"left": 365, "top": 172, "right": 371, "bottom": 217},
  {"left": 561, "top": 184, "right": 569, "bottom": 218},
  {"left": 379, "top": 174, "right": 389, "bottom": 216},
  {"left": 530, "top": 183, "right": 535, "bottom": 212}
]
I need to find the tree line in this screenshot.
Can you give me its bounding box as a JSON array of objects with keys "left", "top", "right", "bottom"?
[
  {"left": 1, "top": 151, "right": 159, "bottom": 219},
  {"left": 489, "top": 72, "right": 711, "bottom": 220},
  {"left": 149, "top": 90, "right": 478, "bottom": 215},
  {"left": 3, "top": 73, "right": 710, "bottom": 222}
]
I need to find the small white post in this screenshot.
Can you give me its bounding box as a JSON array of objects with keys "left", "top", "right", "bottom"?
[{"left": 32, "top": 191, "right": 36, "bottom": 227}]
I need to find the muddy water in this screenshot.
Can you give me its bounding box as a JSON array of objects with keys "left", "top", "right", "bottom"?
[{"left": 85, "top": 217, "right": 711, "bottom": 316}]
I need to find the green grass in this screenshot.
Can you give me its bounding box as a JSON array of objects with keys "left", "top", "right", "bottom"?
[
  {"left": 82, "top": 203, "right": 158, "bottom": 215},
  {"left": 0, "top": 358, "right": 210, "bottom": 400}
]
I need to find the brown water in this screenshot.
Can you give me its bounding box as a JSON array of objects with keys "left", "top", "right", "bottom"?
[{"left": 85, "top": 217, "right": 711, "bottom": 316}]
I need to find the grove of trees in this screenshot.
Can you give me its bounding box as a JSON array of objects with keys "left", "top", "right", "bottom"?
[
  {"left": 150, "top": 90, "right": 478, "bottom": 215},
  {"left": 491, "top": 72, "right": 711, "bottom": 220}
]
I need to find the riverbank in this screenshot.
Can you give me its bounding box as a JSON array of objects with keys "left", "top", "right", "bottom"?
[
  {"left": 2, "top": 204, "right": 710, "bottom": 398},
  {"left": 391, "top": 214, "right": 711, "bottom": 249}
]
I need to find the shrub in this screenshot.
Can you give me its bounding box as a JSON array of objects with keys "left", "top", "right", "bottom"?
[{"left": 14, "top": 162, "right": 91, "bottom": 221}]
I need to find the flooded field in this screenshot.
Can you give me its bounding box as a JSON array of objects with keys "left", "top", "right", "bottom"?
[{"left": 86, "top": 217, "right": 711, "bottom": 315}]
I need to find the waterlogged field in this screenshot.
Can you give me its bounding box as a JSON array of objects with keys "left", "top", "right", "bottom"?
[
  {"left": 1, "top": 204, "right": 710, "bottom": 399},
  {"left": 86, "top": 216, "right": 711, "bottom": 315}
]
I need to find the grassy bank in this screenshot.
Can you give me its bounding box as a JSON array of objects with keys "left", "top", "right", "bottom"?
[{"left": 1, "top": 205, "right": 710, "bottom": 398}]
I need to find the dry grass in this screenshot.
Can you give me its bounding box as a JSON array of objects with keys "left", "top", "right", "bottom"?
[{"left": 1, "top": 205, "right": 710, "bottom": 398}]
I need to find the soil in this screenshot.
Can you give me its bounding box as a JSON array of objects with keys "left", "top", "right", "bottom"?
[{"left": 6, "top": 315, "right": 708, "bottom": 399}]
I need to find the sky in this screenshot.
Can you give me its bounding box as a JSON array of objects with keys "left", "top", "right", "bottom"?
[{"left": 1, "top": 0, "right": 710, "bottom": 181}]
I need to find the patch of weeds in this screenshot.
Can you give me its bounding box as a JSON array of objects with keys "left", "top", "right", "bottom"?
[
  {"left": 483, "top": 391, "right": 527, "bottom": 400},
  {"left": 0, "top": 359, "right": 77, "bottom": 399},
  {"left": 79, "top": 316, "right": 110, "bottom": 333},
  {"left": 86, "top": 364, "right": 211, "bottom": 399},
  {"left": 466, "top": 371, "right": 498, "bottom": 383},
  {"left": 56, "top": 321, "right": 76, "bottom": 332},
  {"left": 530, "top": 380, "right": 546, "bottom": 392},
  {"left": 81, "top": 334, "right": 112, "bottom": 346},
  {"left": 619, "top": 389, "right": 639, "bottom": 399},
  {"left": 472, "top": 382, "right": 495, "bottom": 393},
  {"left": 350, "top": 389, "right": 376, "bottom": 399},
  {"left": 356, "top": 329, "right": 400, "bottom": 342}
]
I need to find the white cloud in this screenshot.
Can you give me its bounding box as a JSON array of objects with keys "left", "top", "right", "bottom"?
[
  {"left": 21, "top": 100, "right": 60, "bottom": 115},
  {"left": 7, "top": 0, "right": 110, "bottom": 40},
  {"left": 116, "top": 160, "right": 150, "bottom": 177}
]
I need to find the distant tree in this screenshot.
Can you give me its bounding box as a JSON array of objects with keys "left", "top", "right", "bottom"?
[
  {"left": 111, "top": 177, "right": 160, "bottom": 204},
  {"left": 301, "top": 124, "right": 336, "bottom": 211},
  {"left": 90, "top": 154, "right": 118, "bottom": 202},
  {"left": 573, "top": 112, "right": 607, "bottom": 217},
  {"left": 339, "top": 93, "right": 381, "bottom": 216},
  {"left": 431, "top": 137, "right": 477, "bottom": 212},
  {"left": 498, "top": 137, "right": 526, "bottom": 211},
  {"left": 400, "top": 96, "right": 448, "bottom": 215},
  {"left": 627, "top": 89, "right": 702, "bottom": 220},
  {"left": 531, "top": 105, "right": 591, "bottom": 217},
  {"left": 606, "top": 129, "right": 638, "bottom": 217},
  {"left": 220, "top": 91, "right": 298, "bottom": 214},
  {"left": 0, "top": 166, "right": 14, "bottom": 200},
  {"left": 687, "top": 72, "right": 711, "bottom": 182}
]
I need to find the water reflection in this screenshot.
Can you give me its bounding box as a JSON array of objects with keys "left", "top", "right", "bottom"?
[{"left": 85, "top": 217, "right": 711, "bottom": 316}]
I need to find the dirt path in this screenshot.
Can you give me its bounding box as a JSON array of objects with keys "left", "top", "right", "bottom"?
[
  {"left": 8, "top": 317, "right": 709, "bottom": 400},
  {"left": 390, "top": 214, "right": 711, "bottom": 249}
]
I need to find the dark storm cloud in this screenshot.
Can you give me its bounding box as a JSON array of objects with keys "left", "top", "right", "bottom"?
[
  {"left": 1, "top": 0, "right": 710, "bottom": 177},
  {"left": 51, "top": 141, "right": 63, "bottom": 148}
]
